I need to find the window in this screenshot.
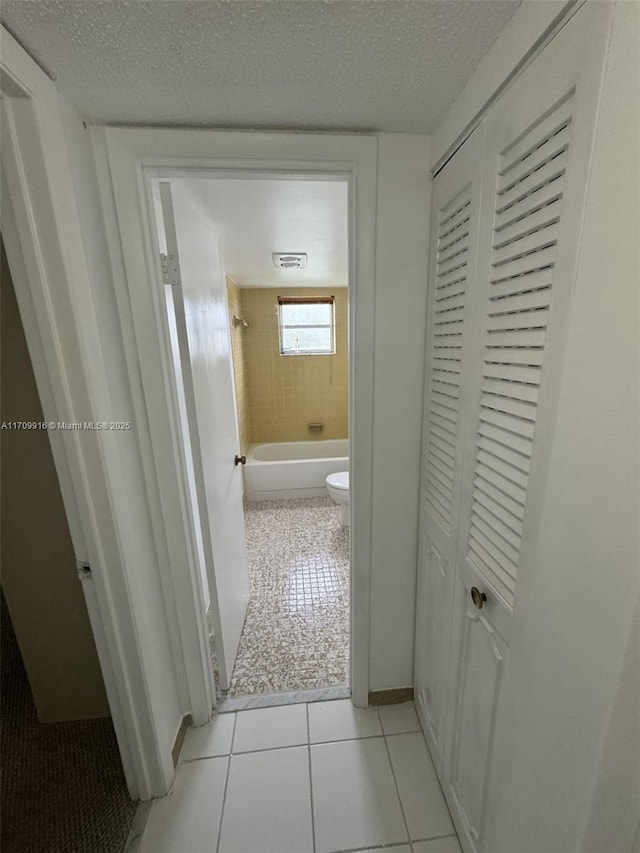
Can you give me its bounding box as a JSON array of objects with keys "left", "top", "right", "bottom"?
[{"left": 278, "top": 296, "right": 335, "bottom": 355}]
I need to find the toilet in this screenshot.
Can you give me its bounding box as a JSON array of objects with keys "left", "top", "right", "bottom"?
[{"left": 326, "top": 471, "right": 350, "bottom": 527}]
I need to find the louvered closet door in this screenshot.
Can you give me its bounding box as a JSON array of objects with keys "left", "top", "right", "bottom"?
[
  {"left": 414, "top": 124, "right": 486, "bottom": 767},
  {"left": 443, "top": 6, "right": 613, "bottom": 852}
]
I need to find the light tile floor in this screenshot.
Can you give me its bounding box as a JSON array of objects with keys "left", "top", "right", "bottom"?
[
  {"left": 138, "top": 700, "right": 461, "bottom": 853},
  {"left": 225, "top": 498, "right": 350, "bottom": 696}
]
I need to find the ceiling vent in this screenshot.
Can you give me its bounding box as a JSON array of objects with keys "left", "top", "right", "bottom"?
[{"left": 272, "top": 252, "right": 307, "bottom": 269}]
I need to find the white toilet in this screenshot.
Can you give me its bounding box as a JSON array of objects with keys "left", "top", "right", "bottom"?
[{"left": 326, "top": 471, "right": 350, "bottom": 527}]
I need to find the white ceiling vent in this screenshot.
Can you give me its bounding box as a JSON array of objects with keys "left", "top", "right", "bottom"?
[{"left": 272, "top": 252, "right": 308, "bottom": 269}]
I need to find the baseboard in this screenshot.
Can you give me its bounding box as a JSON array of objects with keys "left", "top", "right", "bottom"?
[
  {"left": 245, "top": 487, "right": 329, "bottom": 501},
  {"left": 368, "top": 687, "right": 414, "bottom": 706},
  {"left": 171, "top": 714, "right": 192, "bottom": 767}
]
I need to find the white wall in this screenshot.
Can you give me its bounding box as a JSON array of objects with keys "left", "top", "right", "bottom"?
[
  {"left": 485, "top": 3, "right": 640, "bottom": 849},
  {"left": 369, "top": 133, "right": 431, "bottom": 690}
]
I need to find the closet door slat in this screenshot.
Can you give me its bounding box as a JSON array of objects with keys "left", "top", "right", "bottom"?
[
  {"left": 499, "top": 96, "right": 573, "bottom": 173},
  {"left": 492, "top": 222, "right": 560, "bottom": 267},
  {"left": 477, "top": 420, "right": 533, "bottom": 458},
  {"left": 496, "top": 155, "right": 568, "bottom": 212},
  {"left": 497, "top": 125, "right": 571, "bottom": 194},
  {"left": 482, "top": 377, "right": 540, "bottom": 404},
  {"left": 489, "top": 288, "right": 551, "bottom": 315},
  {"left": 494, "top": 199, "right": 562, "bottom": 248},
  {"left": 494, "top": 175, "right": 565, "bottom": 232}
]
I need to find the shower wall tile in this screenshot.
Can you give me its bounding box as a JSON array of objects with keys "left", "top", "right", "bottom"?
[
  {"left": 239, "top": 287, "right": 348, "bottom": 444},
  {"left": 227, "top": 278, "right": 251, "bottom": 455}
]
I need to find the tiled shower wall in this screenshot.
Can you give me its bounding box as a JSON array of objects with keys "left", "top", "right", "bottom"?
[
  {"left": 227, "top": 277, "right": 251, "bottom": 455},
  {"left": 229, "top": 286, "right": 348, "bottom": 444}
]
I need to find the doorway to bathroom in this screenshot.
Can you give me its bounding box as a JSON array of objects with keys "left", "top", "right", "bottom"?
[{"left": 148, "top": 171, "right": 352, "bottom": 706}]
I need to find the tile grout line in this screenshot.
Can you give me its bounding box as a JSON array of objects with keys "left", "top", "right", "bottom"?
[
  {"left": 306, "top": 702, "right": 317, "bottom": 853},
  {"left": 332, "top": 841, "right": 418, "bottom": 853},
  {"left": 413, "top": 832, "right": 459, "bottom": 843},
  {"left": 215, "top": 712, "right": 237, "bottom": 853},
  {"left": 238, "top": 732, "right": 393, "bottom": 758},
  {"left": 383, "top": 711, "right": 461, "bottom": 852},
  {"left": 183, "top": 731, "right": 396, "bottom": 764},
  {"left": 381, "top": 718, "right": 414, "bottom": 851}
]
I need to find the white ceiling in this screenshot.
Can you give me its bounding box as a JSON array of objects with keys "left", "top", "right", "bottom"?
[
  {"left": 168, "top": 177, "right": 348, "bottom": 288},
  {"left": 2, "top": 0, "right": 520, "bottom": 134}
]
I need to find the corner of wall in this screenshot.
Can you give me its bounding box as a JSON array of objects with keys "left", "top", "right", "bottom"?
[{"left": 368, "top": 131, "right": 431, "bottom": 690}]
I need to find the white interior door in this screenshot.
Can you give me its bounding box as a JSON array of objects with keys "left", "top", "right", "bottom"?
[
  {"left": 441, "top": 6, "right": 613, "bottom": 852},
  {"left": 415, "top": 123, "right": 487, "bottom": 768},
  {"left": 416, "top": 5, "right": 613, "bottom": 851},
  {"left": 159, "top": 181, "right": 249, "bottom": 691}
]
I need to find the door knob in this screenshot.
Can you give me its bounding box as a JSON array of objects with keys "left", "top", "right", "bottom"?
[
  {"left": 234, "top": 454, "right": 246, "bottom": 466},
  {"left": 470, "top": 586, "right": 487, "bottom": 610}
]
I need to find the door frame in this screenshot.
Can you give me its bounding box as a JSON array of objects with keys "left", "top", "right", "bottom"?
[
  {"left": 96, "top": 128, "right": 378, "bottom": 709},
  {"left": 150, "top": 171, "right": 351, "bottom": 693}
]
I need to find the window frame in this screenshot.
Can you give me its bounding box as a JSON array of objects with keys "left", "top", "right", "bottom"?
[{"left": 278, "top": 295, "right": 336, "bottom": 356}]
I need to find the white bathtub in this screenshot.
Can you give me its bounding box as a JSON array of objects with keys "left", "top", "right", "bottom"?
[{"left": 243, "top": 439, "right": 349, "bottom": 501}]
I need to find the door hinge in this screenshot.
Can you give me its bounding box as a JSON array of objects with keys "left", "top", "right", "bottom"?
[
  {"left": 160, "top": 253, "right": 180, "bottom": 286},
  {"left": 76, "top": 561, "right": 92, "bottom": 580}
]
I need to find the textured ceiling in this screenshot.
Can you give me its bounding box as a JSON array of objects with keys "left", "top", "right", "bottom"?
[
  {"left": 1, "top": 0, "right": 520, "bottom": 133},
  {"left": 165, "top": 177, "right": 348, "bottom": 288}
]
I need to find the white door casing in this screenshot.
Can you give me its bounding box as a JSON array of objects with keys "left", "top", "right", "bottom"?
[
  {"left": 0, "top": 30, "right": 184, "bottom": 797},
  {"left": 158, "top": 181, "right": 250, "bottom": 690},
  {"left": 417, "top": 5, "right": 614, "bottom": 852},
  {"left": 100, "top": 129, "right": 377, "bottom": 709}
]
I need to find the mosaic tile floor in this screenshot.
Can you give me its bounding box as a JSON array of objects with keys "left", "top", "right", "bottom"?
[{"left": 225, "top": 497, "right": 350, "bottom": 697}]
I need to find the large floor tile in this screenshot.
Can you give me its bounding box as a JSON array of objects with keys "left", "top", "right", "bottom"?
[
  {"left": 139, "top": 757, "right": 227, "bottom": 853},
  {"left": 308, "top": 698, "right": 382, "bottom": 743},
  {"left": 180, "top": 713, "right": 235, "bottom": 761},
  {"left": 386, "top": 732, "right": 454, "bottom": 840},
  {"left": 311, "top": 738, "right": 408, "bottom": 852},
  {"left": 218, "top": 746, "right": 313, "bottom": 853},
  {"left": 378, "top": 701, "right": 421, "bottom": 735},
  {"left": 413, "top": 836, "right": 462, "bottom": 853},
  {"left": 232, "top": 703, "right": 308, "bottom": 752}
]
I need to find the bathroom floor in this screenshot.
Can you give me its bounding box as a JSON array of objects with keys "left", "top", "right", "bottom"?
[{"left": 225, "top": 496, "right": 350, "bottom": 697}]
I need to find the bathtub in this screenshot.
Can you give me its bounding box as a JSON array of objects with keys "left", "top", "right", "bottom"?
[{"left": 243, "top": 439, "right": 349, "bottom": 501}]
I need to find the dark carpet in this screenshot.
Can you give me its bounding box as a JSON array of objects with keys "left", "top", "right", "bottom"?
[{"left": 1, "top": 596, "right": 137, "bottom": 852}]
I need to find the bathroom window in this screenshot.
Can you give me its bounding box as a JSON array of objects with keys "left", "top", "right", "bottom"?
[{"left": 278, "top": 296, "right": 336, "bottom": 355}]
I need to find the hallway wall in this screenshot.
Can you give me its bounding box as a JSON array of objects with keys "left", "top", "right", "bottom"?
[
  {"left": 0, "top": 239, "right": 109, "bottom": 722},
  {"left": 369, "top": 134, "right": 431, "bottom": 691}
]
